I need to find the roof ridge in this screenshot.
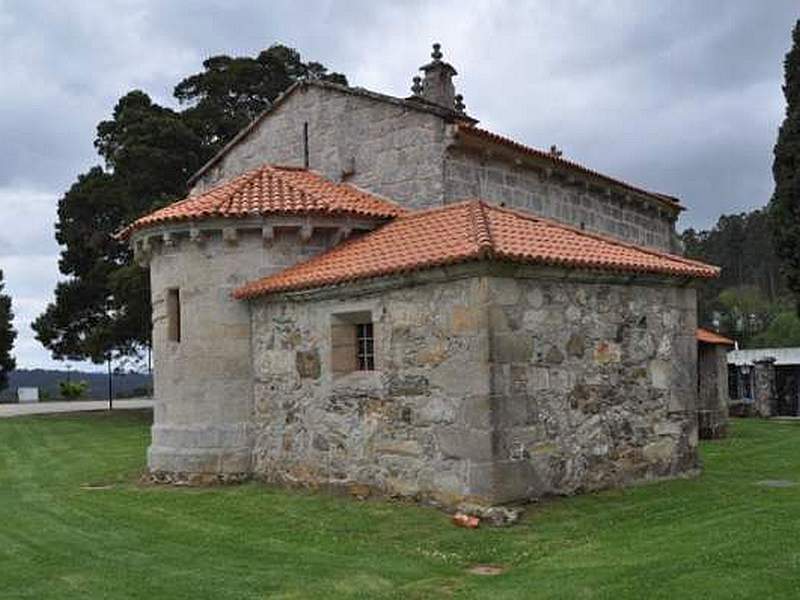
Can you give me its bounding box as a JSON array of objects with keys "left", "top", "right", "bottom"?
[
  {"left": 468, "top": 200, "right": 494, "bottom": 259},
  {"left": 223, "top": 166, "right": 264, "bottom": 213}
]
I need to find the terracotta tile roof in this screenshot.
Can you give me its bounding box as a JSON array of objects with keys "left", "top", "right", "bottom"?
[
  {"left": 456, "top": 124, "right": 683, "bottom": 210},
  {"left": 234, "top": 200, "right": 719, "bottom": 299},
  {"left": 118, "top": 164, "right": 404, "bottom": 239},
  {"left": 696, "top": 328, "right": 735, "bottom": 346}
]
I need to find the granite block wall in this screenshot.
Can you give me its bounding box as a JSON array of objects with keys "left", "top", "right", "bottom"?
[
  {"left": 192, "top": 85, "right": 450, "bottom": 211},
  {"left": 485, "top": 275, "right": 698, "bottom": 500},
  {"left": 144, "top": 225, "right": 340, "bottom": 482},
  {"left": 444, "top": 148, "right": 678, "bottom": 252},
  {"left": 249, "top": 276, "right": 494, "bottom": 505},
  {"left": 249, "top": 269, "right": 699, "bottom": 505}
]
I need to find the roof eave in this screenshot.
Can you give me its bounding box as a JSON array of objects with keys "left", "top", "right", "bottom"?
[{"left": 235, "top": 256, "right": 717, "bottom": 302}]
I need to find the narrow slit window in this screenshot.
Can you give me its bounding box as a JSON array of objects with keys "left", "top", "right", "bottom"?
[
  {"left": 356, "top": 322, "right": 374, "bottom": 371},
  {"left": 167, "top": 288, "right": 181, "bottom": 343}
]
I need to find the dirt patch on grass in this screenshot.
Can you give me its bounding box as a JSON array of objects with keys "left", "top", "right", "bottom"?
[
  {"left": 467, "top": 564, "right": 508, "bottom": 576},
  {"left": 80, "top": 484, "right": 115, "bottom": 491},
  {"left": 756, "top": 479, "right": 796, "bottom": 488}
]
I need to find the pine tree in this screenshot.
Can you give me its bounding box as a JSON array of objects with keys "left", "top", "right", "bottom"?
[
  {"left": 175, "top": 44, "right": 347, "bottom": 155},
  {"left": 35, "top": 45, "right": 346, "bottom": 364},
  {"left": 770, "top": 20, "right": 800, "bottom": 310},
  {"left": 0, "top": 269, "right": 16, "bottom": 390}
]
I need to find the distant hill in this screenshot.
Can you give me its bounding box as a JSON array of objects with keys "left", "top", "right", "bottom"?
[{"left": 0, "top": 369, "right": 152, "bottom": 402}]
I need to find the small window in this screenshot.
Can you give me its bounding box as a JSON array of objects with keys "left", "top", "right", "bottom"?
[
  {"left": 167, "top": 288, "right": 181, "bottom": 343},
  {"left": 356, "top": 322, "right": 375, "bottom": 371},
  {"left": 331, "top": 311, "right": 375, "bottom": 375}
]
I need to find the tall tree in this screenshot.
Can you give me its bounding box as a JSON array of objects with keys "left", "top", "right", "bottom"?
[
  {"left": 33, "top": 93, "right": 203, "bottom": 363},
  {"left": 682, "top": 208, "right": 786, "bottom": 325},
  {"left": 35, "top": 46, "right": 346, "bottom": 364},
  {"left": 0, "top": 269, "right": 16, "bottom": 390},
  {"left": 32, "top": 167, "right": 150, "bottom": 361},
  {"left": 771, "top": 20, "right": 800, "bottom": 310},
  {"left": 680, "top": 204, "right": 800, "bottom": 348}
]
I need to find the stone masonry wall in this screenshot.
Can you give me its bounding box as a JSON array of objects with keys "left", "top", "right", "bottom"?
[
  {"left": 192, "top": 84, "right": 450, "bottom": 210},
  {"left": 146, "top": 226, "right": 338, "bottom": 480},
  {"left": 444, "top": 148, "right": 678, "bottom": 252},
  {"left": 486, "top": 275, "right": 698, "bottom": 500},
  {"left": 753, "top": 358, "right": 777, "bottom": 418},
  {"left": 250, "top": 276, "right": 494, "bottom": 505},
  {"left": 697, "top": 343, "right": 730, "bottom": 435},
  {"left": 249, "top": 268, "right": 699, "bottom": 505}
]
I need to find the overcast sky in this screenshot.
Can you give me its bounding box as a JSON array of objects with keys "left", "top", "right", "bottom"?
[{"left": 0, "top": 0, "right": 798, "bottom": 370}]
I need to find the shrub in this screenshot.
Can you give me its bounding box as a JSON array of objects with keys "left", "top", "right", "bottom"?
[{"left": 59, "top": 380, "right": 89, "bottom": 400}]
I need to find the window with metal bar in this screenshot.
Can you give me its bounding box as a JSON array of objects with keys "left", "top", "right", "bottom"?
[{"left": 356, "top": 322, "right": 374, "bottom": 371}]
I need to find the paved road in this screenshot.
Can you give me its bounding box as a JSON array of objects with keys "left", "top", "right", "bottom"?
[{"left": 0, "top": 398, "right": 153, "bottom": 418}]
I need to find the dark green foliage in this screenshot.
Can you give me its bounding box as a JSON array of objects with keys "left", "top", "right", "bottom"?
[
  {"left": 95, "top": 90, "right": 205, "bottom": 200},
  {"left": 36, "top": 45, "right": 345, "bottom": 364},
  {"left": 682, "top": 209, "right": 788, "bottom": 346},
  {"left": 175, "top": 44, "right": 347, "bottom": 155},
  {"left": 0, "top": 270, "right": 16, "bottom": 390},
  {"left": 770, "top": 21, "right": 800, "bottom": 310},
  {"left": 32, "top": 164, "right": 158, "bottom": 362},
  {"left": 685, "top": 21, "right": 800, "bottom": 347},
  {"left": 751, "top": 310, "right": 800, "bottom": 347},
  {"left": 58, "top": 379, "right": 89, "bottom": 399}
]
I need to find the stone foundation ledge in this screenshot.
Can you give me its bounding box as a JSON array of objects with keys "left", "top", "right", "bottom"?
[
  {"left": 253, "top": 468, "right": 493, "bottom": 510},
  {"left": 147, "top": 444, "right": 252, "bottom": 476},
  {"left": 252, "top": 471, "right": 526, "bottom": 526},
  {"left": 146, "top": 470, "right": 251, "bottom": 486}
]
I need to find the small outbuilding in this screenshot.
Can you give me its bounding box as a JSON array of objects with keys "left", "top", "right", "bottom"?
[
  {"left": 728, "top": 347, "right": 800, "bottom": 417},
  {"left": 695, "top": 328, "right": 734, "bottom": 438},
  {"left": 17, "top": 387, "right": 39, "bottom": 404}
]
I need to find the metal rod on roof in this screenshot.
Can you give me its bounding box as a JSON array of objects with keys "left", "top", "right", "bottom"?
[{"left": 303, "top": 122, "right": 309, "bottom": 169}]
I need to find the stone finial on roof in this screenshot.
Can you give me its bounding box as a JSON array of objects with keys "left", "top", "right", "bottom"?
[
  {"left": 549, "top": 145, "right": 563, "bottom": 158},
  {"left": 454, "top": 94, "right": 466, "bottom": 113},
  {"left": 411, "top": 75, "right": 423, "bottom": 96},
  {"left": 417, "top": 43, "right": 460, "bottom": 111}
]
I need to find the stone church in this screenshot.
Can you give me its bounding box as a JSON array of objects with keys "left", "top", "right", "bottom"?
[{"left": 121, "top": 45, "right": 719, "bottom": 506}]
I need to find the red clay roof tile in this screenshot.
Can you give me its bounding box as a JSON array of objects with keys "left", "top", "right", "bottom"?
[
  {"left": 118, "top": 164, "right": 404, "bottom": 238},
  {"left": 234, "top": 200, "right": 719, "bottom": 299},
  {"left": 696, "top": 328, "right": 735, "bottom": 346}
]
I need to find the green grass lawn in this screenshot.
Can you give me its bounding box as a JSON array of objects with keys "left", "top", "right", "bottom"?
[{"left": 1, "top": 412, "right": 799, "bottom": 599}]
